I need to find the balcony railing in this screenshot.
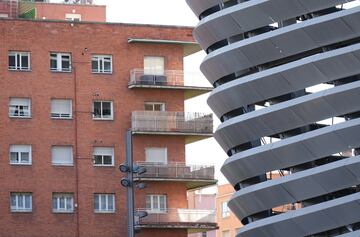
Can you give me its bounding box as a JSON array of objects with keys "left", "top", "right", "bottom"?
[
  {"left": 131, "top": 111, "right": 213, "bottom": 135},
  {"left": 134, "top": 162, "right": 215, "bottom": 181},
  {"left": 129, "top": 69, "right": 211, "bottom": 88},
  {"left": 135, "top": 208, "right": 217, "bottom": 229}
]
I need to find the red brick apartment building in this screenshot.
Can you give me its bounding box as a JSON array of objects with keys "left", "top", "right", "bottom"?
[{"left": 0, "top": 2, "right": 217, "bottom": 237}]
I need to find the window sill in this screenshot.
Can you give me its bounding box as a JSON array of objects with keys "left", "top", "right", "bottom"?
[
  {"left": 93, "top": 118, "right": 114, "bottom": 121},
  {"left": 51, "top": 117, "right": 73, "bottom": 120},
  {"left": 8, "top": 69, "right": 32, "bottom": 72},
  {"left": 10, "top": 163, "right": 32, "bottom": 166},
  {"left": 9, "top": 116, "right": 32, "bottom": 119},
  {"left": 91, "top": 72, "right": 113, "bottom": 75},
  {"left": 93, "top": 164, "right": 115, "bottom": 167},
  {"left": 94, "top": 210, "right": 116, "bottom": 214},
  {"left": 52, "top": 164, "right": 74, "bottom": 167},
  {"left": 50, "top": 70, "right": 72, "bottom": 73},
  {"left": 11, "top": 209, "right": 32, "bottom": 213},
  {"left": 53, "top": 210, "right": 74, "bottom": 214}
]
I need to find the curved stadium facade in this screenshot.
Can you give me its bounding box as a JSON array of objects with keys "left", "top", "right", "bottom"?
[{"left": 186, "top": 0, "right": 360, "bottom": 236}]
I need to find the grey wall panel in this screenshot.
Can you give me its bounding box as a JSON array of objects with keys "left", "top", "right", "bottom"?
[{"left": 186, "top": 0, "right": 360, "bottom": 236}]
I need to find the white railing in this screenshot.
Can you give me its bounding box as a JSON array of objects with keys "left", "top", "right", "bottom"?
[
  {"left": 131, "top": 111, "right": 213, "bottom": 134},
  {"left": 135, "top": 208, "right": 216, "bottom": 225},
  {"left": 134, "top": 162, "right": 215, "bottom": 180},
  {"left": 129, "top": 69, "right": 211, "bottom": 88}
]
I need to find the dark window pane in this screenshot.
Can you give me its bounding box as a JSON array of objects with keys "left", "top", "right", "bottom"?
[
  {"left": 10, "top": 152, "right": 19, "bottom": 162},
  {"left": 50, "top": 59, "right": 57, "bottom": 70},
  {"left": 102, "top": 102, "right": 111, "bottom": 116},
  {"left": 21, "top": 55, "right": 29, "bottom": 69},
  {"left": 9, "top": 55, "right": 15, "bottom": 68},
  {"left": 91, "top": 60, "right": 98, "bottom": 72},
  {"left": 103, "top": 155, "right": 112, "bottom": 164},
  {"left": 93, "top": 102, "right": 101, "bottom": 117},
  {"left": 104, "top": 61, "right": 111, "bottom": 72},
  {"left": 93, "top": 155, "right": 102, "bottom": 164},
  {"left": 62, "top": 60, "right": 70, "bottom": 71}
]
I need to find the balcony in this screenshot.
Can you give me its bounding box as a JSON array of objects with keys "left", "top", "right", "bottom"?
[
  {"left": 135, "top": 208, "right": 218, "bottom": 231},
  {"left": 134, "top": 162, "right": 217, "bottom": 189},
  {"left": 131, "top": 111, "right": 213, "bottom": 143},
  {"left": 128, "top": 69, "right": 212, "bottom": 99}
]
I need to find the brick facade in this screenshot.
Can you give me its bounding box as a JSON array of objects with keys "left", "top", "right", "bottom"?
[{"left": 0, "top": 19, "right": 195, "bottom": 237}]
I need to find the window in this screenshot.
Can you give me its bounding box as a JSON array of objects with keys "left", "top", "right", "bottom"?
[
  {"left": 51, "top": 99, "right": 72, "bottom": 119},
  {"left": 146, "top": 195, "right": 166, "bottom": 213},
  {"left": 52, "top": 193, "right": 74, "bottom": 213},
  {"left": 92, "top": 55, "right": 112, "bottom": 73},
  {"left": 202, "top": 232, "right": 207, "bottom": 237},
  {"left": 65, "top": 13, "right": 81, "bottom": 21},
  {"left": 145, "top": 147, "right": 167, "bottom": 164},
  {"left": 50, "top": 53, "right": 71, "bottom": 72},
  {"left": 144, "top": 102, "right": 165, "bottom": 111},
  {"left": 8, "top": 52, "right": 30, "bottom": 71},
  {"left": 93, "top": 101, "right": 113, "bottom": 120},
  {"left": 52, "top": 146, "right": 73, "bottom": 166},
  {"left": 94, "top": 194, "right": 115, "bottom": 213},
  {"left": 9, "top": 145, "right": 32, "bottom": 165},
  {"left": 221, "top": 201, "right": 230, "bottom": 218},
  {"left": 10, "top": 193, "right": 32, "bottom": 212},
  {"left": 144, "top": 56, "right": 164, "bottom": 75},
  {"left": 222, "top": 230, "right": 230, "bottom": 237},
  {"left": 9, "top": 98, "right": 31, "bottom": 118},
  {"left": 93, "top": 147, "right": 114, "bottom": 166}
]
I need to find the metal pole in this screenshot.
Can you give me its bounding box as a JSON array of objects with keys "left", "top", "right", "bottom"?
[{"left": 125, "top": 130, "right": 134, "bottom": 237}]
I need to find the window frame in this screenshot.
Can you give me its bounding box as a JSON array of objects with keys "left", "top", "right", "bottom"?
[
  {"left": 51, "top": 145, "right": 74, "bottom": 166},
  {"left": 92, "top": 101, "right": 114, "bottom": 120},
  {"left": 93, "top": 147, "right": 115, "bottom": 167},
  {"left": 221, "top": 201, "right": 230, "bottom": 218},
  {"left": 52, "top": 193, "right": 74, "bottom": 213},
  {"left": 145, "top": 194, "right": 167, "bottom": 213},
  {"left": 50, "top": 52, "right": 72, "bottom": 72},
  {"left": 9, "top": 98, "right": 31, "bottom": 118},
  {"left": 91, "top": 55, "right": 113, "bottom": 74},
  {"left": 8, "top": 51, "right": 31, "bottom": 71},
  {"left": 94, "top": 194, "right": 115, "bottom": 213},
  {"left": 10, "top": 192, "right": 32, "bottom": 212},
  {"left": 51, "top": 99, "right": 73, "bottom": 119},
  {"left": 65, "top": 13, "right": 81, "bottom": 21},
  {"left": 9, "top": 145, "right": 32, "bottom": 165},
  {"left": 144, "top": 102, "right": 165, "bottom": 112}
]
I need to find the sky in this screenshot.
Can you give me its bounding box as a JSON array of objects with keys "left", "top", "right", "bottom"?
[{"left": 52, "top": 0, "right": 360, "bottom": 185}]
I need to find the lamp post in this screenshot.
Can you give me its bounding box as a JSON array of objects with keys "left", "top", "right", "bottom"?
[{"left": 120, "top": 130, "right": 147, "bottom": 237}]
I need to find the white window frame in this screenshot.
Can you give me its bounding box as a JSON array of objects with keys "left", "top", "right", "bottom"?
[
  {"left": 51, "top": 99, "right": 72, "bottom": 119},
  {"left": 221, "top": 201, "right": 230, "bottom": 218},
  {"left": 10, "top": 193, "right": 32, "bottom": 212},
  {"left": 9, "top": 98, "right": 31, "bottom": 118},
  {"left": 9, "top": 145, "right": 32, "bottom": 165},
  {"left": 144, "top": 102, "right": 165, "bottom": 111},
  {"left": 8, "top": 51, "right": 31, "bottom": 71},
  {"left": 50, "top": 52, "right": 72, "bottom": 72},
  {"left": 144, "top": 56, "right": 165, "bottom": 75},
  {"left": 51, "top": 146, "right": 74, "bottom": 166},
  {"left": 65, "top": 13, "right": 81, "bottom": 21},
  {"left": 145, "top": 147, "right": 167, "bottom": 164},
  {"left": 146, "top": 194, "right": 167, "bottom": 213},
  {"left": 94, "top": 194, "right": 115, "bottom": 213},
  {"left": 93, "top": 101, "right": 113, "bottom": 120},
  {"left": 91, "top": 55, "right": 112, "bottom": 74},
  {"left": 52, "top": 193, "right": 74, "bottom": 213},
  {"left": 93, "top": 147, "right": 114, "bottom": 166}
]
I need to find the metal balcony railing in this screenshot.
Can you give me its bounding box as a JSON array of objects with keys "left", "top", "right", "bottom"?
[
  {"left": 131, "top": 111, "right": 213, "bottom": 135},
  {"left": 135, "top": 208, "right": 217, "bottom": 228},
  {"left": 129, "top": 69, "right": 211, "bottom": 88},
  {"left": 134, "top": 162, "right": 215, "bottom": 181}
]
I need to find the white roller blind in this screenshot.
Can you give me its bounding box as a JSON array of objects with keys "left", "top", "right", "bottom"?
[
  {"left": 145, "top": 147, "right": 167, "bottom": 164},
  {"left": 51, "top": 99, "right": 71, "bottom": 116},
  {"left": 10, "top": 98, "right": 30, "bottom": 106},
  {"left": 10, "top": 145, "right": 31, "bottom": 153},
  {"left": 93, "top": 147, "right": 114, "bottom": 156},
  {"left": 144, "top": 56, "right": 164, "bottom": 75},
  {"left": 52, "top": 146, "right": 73, "bottom": 166}
]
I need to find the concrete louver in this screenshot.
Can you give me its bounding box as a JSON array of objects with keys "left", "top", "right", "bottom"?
[{"left": 186, "top": 0, "right": 360, "bottom": 236}]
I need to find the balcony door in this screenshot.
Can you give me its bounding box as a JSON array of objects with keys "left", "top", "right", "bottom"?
[
  {"left": 145, "top": 147, "right": 167, "bottom": 164},
  {"left": 146, "top": 195, "right": 167, "bottom": 213},
  {"left": 144, "top": 56, "right": 164, "bottom": 75}
]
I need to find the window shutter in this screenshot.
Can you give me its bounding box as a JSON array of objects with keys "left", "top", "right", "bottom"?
[
  {"left": 10, "top": 98, "right": 30, "bottom": 106},
  {"left": 52, "top": 146, "right": 73, "bottom": 165},
  {"left": 51, "top": 99, "right": 71, "bottom": 116},
  {"left": 144, "top": 56, "right": 164, "bottom": 75},
  {"left": 93, "top": 147, "right": 114, "bottom": 156},
  {"left": 145, "top": 148, "right": 167, "bottom": 164}
]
